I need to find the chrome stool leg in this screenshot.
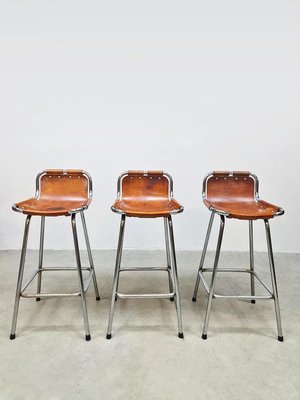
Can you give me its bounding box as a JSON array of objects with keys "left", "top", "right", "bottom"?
[
  {"left": 192, "top": 212, "right": 215, "bottom": 302},
  {"left": 164, "top": 218, "right": 174, "bottom": 301},
  {"left": 249, "top": 220, "right": 256, "bottom": 303},
  {"left": 10, "top": 215, "right": 32, "bottom": 340},
  {"left": 202, "top": 215, "right": 225, "bottom": 340},
  {"left": 71, "top": 214, "right": 91, "bottom": 341},
  {"left": 114, "top": 215, "right": 126, "bottom": 302},
  {"left": 80, "top": 211, "right": 100, "bottom": 301},
  {"left": 36, "top": 216, "right": 45, "bottom": 302},
  {"left": 168, "top": 216, "right": 184, "bottom": 338},
  {"left": 106, "top": 214, "right": 126, "bottom": 339},
  {"left": 264, "top": 220, "right": 284, "bottom": 342}
]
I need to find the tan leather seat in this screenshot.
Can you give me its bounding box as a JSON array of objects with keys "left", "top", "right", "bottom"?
[
  {"left": 13, "top": 169, "right": 91, "bottom": 216},
  {"left": 203, "top": 171, "right": 283, "bottom": 219},
  {"left": 111, "top": 170, "right": 183, "bottom": 218}
]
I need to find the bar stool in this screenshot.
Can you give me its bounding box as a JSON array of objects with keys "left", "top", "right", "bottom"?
[
  {"left": 106, "top": 170, "right": 184, "bottom": 339},
  {"left": 10, "top": 169, "right": 100, "bottom": 341},
  {"left": 192, "top": 171, "right": 284, "bottom": 341}
]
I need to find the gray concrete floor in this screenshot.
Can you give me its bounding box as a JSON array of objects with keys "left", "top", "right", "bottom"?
[{"left": 0, "top": 250, "right": 299, "bottom": 400}]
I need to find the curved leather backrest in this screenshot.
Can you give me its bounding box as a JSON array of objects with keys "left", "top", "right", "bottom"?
[
  {"left": 120, "top": 171, "right": 170, "bottom": 200},
  {"left": 205, "top": 171, "right": 258, "bottom": 202},
  {"left": 38, "top": 169, "right": 91, "bottom": 202}
]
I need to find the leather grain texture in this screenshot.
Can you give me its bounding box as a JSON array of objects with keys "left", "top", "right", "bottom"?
[
  {"left": 204, "top": 171, "right": 283, "bottom": 220},
  {"left": 112, "top": 171, "right": 183, "bottom": 218},
  {"left": 14, "top": 170, "right": 91, "bottom": 216}
]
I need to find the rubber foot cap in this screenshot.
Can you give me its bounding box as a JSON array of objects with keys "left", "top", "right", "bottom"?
[
  {"left": 251, "top": 300, "right": 256, "bottom": 304},
  {"left": 106, "top": 334, "right": 112, "bottom": 340},
  {"left": 96, "top": 296, "right": 100, "bottom": 301},
  {"left": 192, "top": 297, "right": 197, "bottom": 302},
  {"left": 36, "top": 297, "right": 41, "bottom": 302},
  {"left": 278, "top": 336, "right": 284, "bottom": 342},
  {"left": 202, "top": 333, "right": 208, "bottom": 340},
  {"left": 178, "top": 332, "right": 184, "bottom": 339},
  {"left": 10, "top": 334, "right": 16, "bottom": 340},
  {"left": 170, "top": 297, "right": 174, "bottom": 302},
  {"left": 85, "top": 334, "right": 91, "bottom": 341}
]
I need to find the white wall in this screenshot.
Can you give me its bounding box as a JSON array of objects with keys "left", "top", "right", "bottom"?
[{"left": 0, "top": 0, "right": 299, "bottom": 252}]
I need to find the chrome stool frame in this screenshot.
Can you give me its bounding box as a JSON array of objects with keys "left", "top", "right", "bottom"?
[
  {"left": 10, "top": 170, "right": 100, "bottom": 341},
  {"left": 192, "top": 172, "right": 284, "bottom": 341},
  {"left": 106, "top": 171, "right": 184, "bottom": 339}
]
